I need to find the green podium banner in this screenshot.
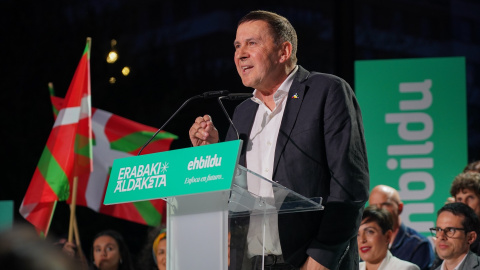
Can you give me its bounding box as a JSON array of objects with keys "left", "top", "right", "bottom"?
[
  {"left": 104, "top": 140, "right": 242, "bottom": 204},
  {"left": 355, "top": 57, "right": 467, "bottom": 235}
]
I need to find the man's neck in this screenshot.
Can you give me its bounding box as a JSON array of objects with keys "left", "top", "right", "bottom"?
[
  {"left": 257, "top": 92, "right": 276, "bottom": 111},
  {"left": 390, "top": 221, "right": 401, "bottom": 245},
  {"left": 443, "top": 252, "right": 469, "bottom": 270},
  {"left": 256, "top": 65, "right": 296, "bottom": 110}
]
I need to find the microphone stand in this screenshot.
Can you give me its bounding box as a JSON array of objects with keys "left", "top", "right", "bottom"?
[
  {"left": 217, "top": 93, "right": 253, "bottom": 141},
  {"left": 138, "top": 91, "right": 250, "bottom": 155},
  {"left": 218, "top": 96, "right": 239, "bottom": 140},
  {"left": 137, "top": 94, "right": 202, "bottom": 155}
]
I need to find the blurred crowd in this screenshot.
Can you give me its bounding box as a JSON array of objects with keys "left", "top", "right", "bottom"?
[
  {"left": 0, "top": 224, "right": 166, "bottom": 270},
  {"left": 1, "top": 160, "right": 479, "bottom": 270},
  {"left": 359, "top": 160, "right": 480, "bottom": 270}
]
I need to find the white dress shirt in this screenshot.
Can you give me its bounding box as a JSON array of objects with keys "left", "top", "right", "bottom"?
[
  {"left": 439, "top": 252, "right": 468, "bottom": 270},
  {"left": 246, "top": 66, "right": 298, "bottom": 257}
]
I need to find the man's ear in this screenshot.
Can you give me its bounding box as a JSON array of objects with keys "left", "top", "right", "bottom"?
[
  {"left": 279, "top": 41, "right": 292, "bottom": 63},
  {"left": 398, "top": 202, "right": 404, "bottom": 215},
  {"left": 468, "top": 231, "right": 477, "bottom": 245}
]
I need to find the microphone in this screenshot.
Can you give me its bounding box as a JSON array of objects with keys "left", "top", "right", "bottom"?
[
  {"left": 224, "top": 93, "right": 253, "bottom": 100},
  {"left": 200, "top": 90, "right": 230, "bottom": 99},
  {"left": 217, "top": 93, "right": 253, "bottom": 140},
  {"left": 137, "top": 90, "right": 230, "bottom": 155}
]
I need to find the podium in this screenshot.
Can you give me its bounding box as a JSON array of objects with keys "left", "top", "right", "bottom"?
[{"left": 104, "top": 140, "right": 323, "bottom": 270}]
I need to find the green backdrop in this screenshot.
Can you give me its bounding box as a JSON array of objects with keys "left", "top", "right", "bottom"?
[{"left": 355, "top": 57, "right": 467, "bottom": 235}]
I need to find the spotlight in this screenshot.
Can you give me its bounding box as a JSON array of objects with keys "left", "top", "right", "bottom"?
[
  {"left": 106, "top": 39, "right": 118, "bottom": 64},
  {"left": 122, "top": 66, "right": 130, "bottom": 76}
]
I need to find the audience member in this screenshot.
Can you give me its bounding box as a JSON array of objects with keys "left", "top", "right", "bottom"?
[
  {"left": 445, "top": 161, "right": 480, "bottom": 204},
  {"left": 369, "top": 185, "right": 434, "bottom": 270},
  {"left": 152, "top": 229, "right": 166, "bottom": 270},
  {"left": 137, "top": 227, "right": 166, "bottom": 270},
  {"left": 358, "top": 205, "right": 420, "bottom": 270},
  {"left": 430, "top": 202, "right": 480, "bottom": 270},
  {"left": 0, "top": 225, "right": 80, "bottom": 270},
  {"left": 463, "top": 160, "right": 480, "bottom": 173},
  {"left": 451, "top": 172, "right": 480, "bottom": 255},
  {"left": 431, "top": 172, "right": 480, "bottom": 269},
  {"left": 90, "top": 230, "right": 135, "bottom": 270},
  {"left": 450, "top": 172, "right": 480, "bottom": 217}
]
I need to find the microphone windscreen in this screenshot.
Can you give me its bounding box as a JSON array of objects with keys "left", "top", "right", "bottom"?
[
  {"left": 201, "top": 90, "right": 230, "bottom": 99},
  {"left": 226, "top": 93, "right": 253, "bottom": 100}
]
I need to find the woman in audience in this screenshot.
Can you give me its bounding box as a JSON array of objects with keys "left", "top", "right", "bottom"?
[
  {"left": 152, "top": 229, "right": 166, "bottom": 270},
  {"left": 137, "top": 226, "right": 166, "bottom": 270},
  {"left": 358, "top": 205, "right": 420, "bottom": 270},
  {"left": 90, "top": 229, "right": 134, "bottom": 270}
]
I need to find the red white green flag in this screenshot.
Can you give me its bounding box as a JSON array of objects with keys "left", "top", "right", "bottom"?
[
  {"left": 49, "top": 91, "right": 177, "bottom": 227},
  {"left": 20, "top": 39, "right": 93, "bottom": 236}
]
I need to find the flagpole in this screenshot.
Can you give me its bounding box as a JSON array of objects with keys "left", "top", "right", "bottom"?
[
  {"left": 68, "top": 37, "right": 91, "bottom": 244},
  {"left": 73, "top": 215, "right": 81, "bottom": 249},
  {"left": 73, "top": 215, "right": 87, "bottom": 264},
  {"left": 68, "top": 176, "right": 78, "bottom": 242},
  {"left": 44, "top": 200, "right": 57, "bottom": 238}
]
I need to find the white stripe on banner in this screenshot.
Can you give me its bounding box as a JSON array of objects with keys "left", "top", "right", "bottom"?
[
  {"left": 85, "top": 109, "right": 130, "bottom": 211},
  {"left": 18, "top": 199, "right": 36, "bottom": 218},
  {"left": 53, "top": 107, "right": 80, "bottom": 128},
  {"left": 80, "top": 95, "right": 91, "bottom": 120}
]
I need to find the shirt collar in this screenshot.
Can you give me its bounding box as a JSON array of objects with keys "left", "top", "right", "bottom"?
[{"left": 440, "top": 252, "right": 469, "bottom": 270}]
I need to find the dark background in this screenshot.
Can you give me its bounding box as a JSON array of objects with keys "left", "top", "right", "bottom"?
[{"left": 2, "top": 0, "right": 479, "bottom": 262}]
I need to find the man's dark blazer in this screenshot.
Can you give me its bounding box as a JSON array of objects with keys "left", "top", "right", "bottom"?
[{"left": 226, "top": 66, "right": 369, "bottom": 269}]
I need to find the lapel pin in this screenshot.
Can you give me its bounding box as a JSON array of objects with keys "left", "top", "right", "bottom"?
[{"left": 292, "top": 93, "right": 299, "bottom": 99}]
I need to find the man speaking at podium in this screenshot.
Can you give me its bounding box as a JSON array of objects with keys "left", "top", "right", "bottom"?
[{"left": 189, "top": 10, "right": 369, "bottom": 270}]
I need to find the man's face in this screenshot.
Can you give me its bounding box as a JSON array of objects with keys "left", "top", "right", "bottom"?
[
  {"left": 234, "top": 20, "right": 283, "bottom": 94},
  {"left": 455, "top": 188, "right": 480, "bottom": 217},
  {"left": 434, "top": 211, "right": 472, "bottom": 261},
  {"left": 368, "top": 190, "right": 400, "bottom": 224}
]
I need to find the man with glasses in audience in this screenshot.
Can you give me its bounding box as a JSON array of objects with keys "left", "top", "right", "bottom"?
[
  {"left": 369, "top": 185, "right": 434, "bottom": 270},
  {"left": 430, "top": 202, "right": 480, "bottom": 270}
]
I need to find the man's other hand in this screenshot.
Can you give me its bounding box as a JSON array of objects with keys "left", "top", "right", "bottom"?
[{"left": 301, "top": 257, "right": 330, "bottom": 270}]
